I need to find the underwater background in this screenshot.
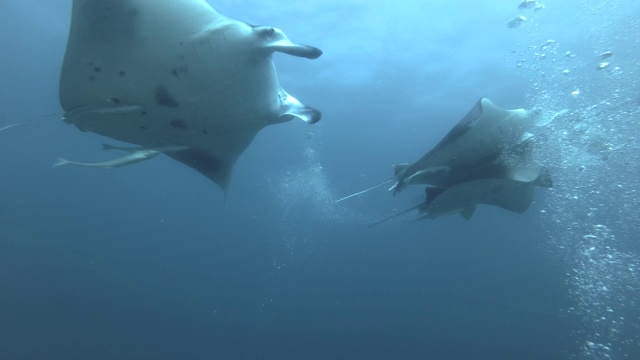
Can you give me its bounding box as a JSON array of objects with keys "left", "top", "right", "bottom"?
[{"left": 1, "top": 0, "right": 639, "bottom": 359}]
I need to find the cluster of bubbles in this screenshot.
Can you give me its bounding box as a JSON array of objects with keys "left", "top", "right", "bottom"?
[
  {"left": 267, "top": 144, "right": 366, "bottom": 259},
  {"left": 535, "top": 99, "right": 640, "bottom": 359},
  {"left": 569, "top": 225, "right": 639, "bottom": 359},
  {"left": 258, "top": 143, "right": 370, "bottom": 309},
  {"left": 509, "top": 0, "right": 640, "bottom": 358},
  {"left": 276, "top": 147, "right": 341, "bottom": 223}
]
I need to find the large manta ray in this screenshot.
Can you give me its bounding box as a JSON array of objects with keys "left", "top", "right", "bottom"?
[
  {"left": 336, "top": 98, "right": 552, "bottom": 225},
  {"left": 59, "top": 0, "right": 322, "bottom": 192}
]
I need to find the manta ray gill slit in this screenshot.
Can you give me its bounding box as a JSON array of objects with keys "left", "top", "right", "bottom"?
[{"left": 154, "top": 85, "right": 179, "bottom": 107}]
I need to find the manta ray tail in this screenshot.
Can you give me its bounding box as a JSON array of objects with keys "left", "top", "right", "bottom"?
[
  {"left": 52, "top": 157, "right": 71, "bottom": 168},
  {"left": 368, "top": 203, "right": 422, "bottom": 228},
  {"left": 0, "top": 111, "right": 61, "bottom": 132},
  {"left": 0, "top": 122, "right": 29, "bottom": 132},
  {"left": 335, "top": 178, "right": 394, "bottom": 203}
]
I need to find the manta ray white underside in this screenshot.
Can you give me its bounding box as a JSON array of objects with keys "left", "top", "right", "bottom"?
[{"left": 59, "top": 0, "right": 322, "bottom": 191}]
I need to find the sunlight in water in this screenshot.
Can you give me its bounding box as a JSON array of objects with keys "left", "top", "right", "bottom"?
[
  {"left": 515, "top": 1, "right": 640, "bottom": 357},
  {"left": 533, "top": 96, "right": 640, "bottom": 360},
  {"left": 525, "top": 51, "right": 640, "bottom": 360}
]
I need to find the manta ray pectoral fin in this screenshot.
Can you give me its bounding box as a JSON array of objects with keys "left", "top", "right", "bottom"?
[
  {"left": 278, "top": 88, "right": 321, "bottom": 124},
  {"left": 166, "top": 148, "right": 233, "bottom": 193},
  {"left": 260, "top": 27, "right": 323, "bottom": 59},
  {"left": 482, "top": 180, "right": 535, "bottom": 213}
]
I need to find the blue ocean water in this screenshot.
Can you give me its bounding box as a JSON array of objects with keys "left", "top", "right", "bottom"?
[{"left": 1, "top": 1, "right": 639, "bottom": 359}]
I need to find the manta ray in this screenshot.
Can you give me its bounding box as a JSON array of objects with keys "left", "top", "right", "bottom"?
[
  {"left": 388, "top": 98, "right": 543, "bottom": 195},
  {"left": 368, "top": 173, "right": 552, "bottom": 227},
  {"left": 59, "top": 0, "right": 322, "bottom": 191},
  {"left": 336, "top": 98, "right": 551, "bottom": 225}
]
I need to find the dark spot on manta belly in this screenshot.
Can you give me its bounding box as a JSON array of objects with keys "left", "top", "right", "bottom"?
[
  {"left": 139, "top": 126, "right": 147, "bottom": 130},
  {"left": 171, "top": 66, "right": 188, "bottom": 81},
  {"left": 202, "top": 128, "right": 208, "bottom": 134},
  {"left": 169, "top": 119, "right": 188, "bottom": 130},
  {"left": 94, "top": 67, "right": 102, "bottom": 72},
  {"left": 154, "top": 85, "right": 179, "bottom": 107},
  {"left": 176, "top": 148, "right": 224, "bottom": 179},
  {"left": 111, "top": 98, "right": 120, "bottom": 104},
  {"left": 119, "top": 70, "right": 126, "bottom": 76}
]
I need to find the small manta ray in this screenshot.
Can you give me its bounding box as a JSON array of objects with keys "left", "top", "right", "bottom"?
[
  {"left": 59, "top": 0, "right": 322, "bottom": 192},
  {"left": 335, "top": 98, "right": 551, "bottom": 225},
  {"left": 368, "top": 173, "right": 552, "bottom": 227}
]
